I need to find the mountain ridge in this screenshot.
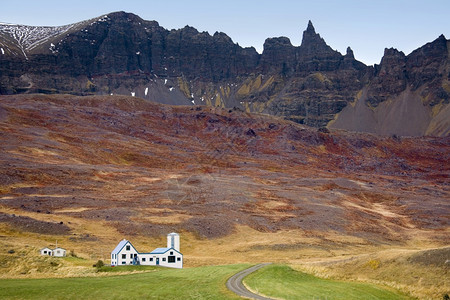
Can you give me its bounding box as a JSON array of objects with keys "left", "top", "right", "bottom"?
[{"left": 0, "top": 11, "right": 448, "bottom": 136}]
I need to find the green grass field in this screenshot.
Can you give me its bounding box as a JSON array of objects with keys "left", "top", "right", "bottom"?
[
  {"left": 0, "top": 264, "right": 247, "bottom": 299},
  {"left": 244, "top": 264, "right": 413, "bottom": 300},
  {"left": 0, "top": 264, "right": 415, "bottom": 299}
]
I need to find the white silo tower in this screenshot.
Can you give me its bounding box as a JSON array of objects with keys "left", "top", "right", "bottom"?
[{"left": 167, "top": 232, "right": 180, "bottom": 251}]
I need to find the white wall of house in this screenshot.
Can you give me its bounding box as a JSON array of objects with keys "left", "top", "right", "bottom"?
[{"left": 139, "top": 249, "right": 183, "bottom": 269}]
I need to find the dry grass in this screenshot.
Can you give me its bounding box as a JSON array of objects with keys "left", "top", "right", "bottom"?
[
  {"left": 0, "top": 220, "right": 448, "bottom": 299},
  {"left": 294, "top": 247, "right": 450, "bottom": 299}
]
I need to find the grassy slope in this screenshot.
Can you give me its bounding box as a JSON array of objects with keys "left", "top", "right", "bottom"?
[
  {"left": 0, "top": 265, "right": 247, "bottom": 300},
  {"left": 244, "top": 264, "right": 412, "bottom": 300},
  {"left": 296, "top": 248, "right": 450, "bottom": 300}
]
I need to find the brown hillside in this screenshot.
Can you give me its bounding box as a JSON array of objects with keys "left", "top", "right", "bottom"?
[{"left": 0, "top": 94, "right": 448, "bottom": 274}]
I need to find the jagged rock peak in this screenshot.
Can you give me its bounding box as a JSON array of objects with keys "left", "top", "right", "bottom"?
[
  {"left": 300, "top": 20, "right": 328, "bottom": 49},
  {"left": 213, "top": 31, "right": 233, "bottom": 43},
  {"left": 306, "top": 20, "right": 315, "bottom": 33},
  {"left": 179, "top": 25, "right": 200, "bottom": 35},
  {"left": 383, "top": 47, "right": 406, "bottom": 57},
  {"left": 346, "top": 46, "right": 355, "bottom": 58}
]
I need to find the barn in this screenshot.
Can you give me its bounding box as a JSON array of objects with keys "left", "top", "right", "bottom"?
[{"left": 111, "top": 232, "right": 183, "bottom": 269}]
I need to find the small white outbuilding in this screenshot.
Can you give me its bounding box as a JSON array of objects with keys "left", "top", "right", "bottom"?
[
  {"left": 52, "top": 247, "right": 67, "bottom": 257},
  {"left": 40, "top": 247, "right": 66, "bottom": 257},
  {"left": 40, "top": 247, "right": 53, "bottom": 256}
]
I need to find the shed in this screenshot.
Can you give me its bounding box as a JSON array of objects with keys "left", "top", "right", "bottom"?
[
  {"left": 40, "top": 247, "right": 53, "bottom": 256},
  {"left": 53, "top": 247, "right": 67, "bottom": 257}
]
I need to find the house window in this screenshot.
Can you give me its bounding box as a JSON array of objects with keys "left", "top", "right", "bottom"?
[
  {"left": 130, "top": 254, "right": 133, "bottom": 259},
  {"left": 170, "top": 251, "right": 173, "bottom": 255},
  {"left": 43, "top": 251, "right": 47, "bottom": 254},
  {"left": 168, "top": 256, "right": 175, "bottom": 263},
  {"left": 142, "top": 258, "right": 146, "bottom": 262},
  {"left": 122, "top": 254, "right": 126, "bottom": 259},
  {"left": 162, "top": 258, "right": 166, "bottom": 262},
  {"left": 126, "top": 245, "right": 130, "bottom": 251},
  {"left": 150, "top": 258, "right": 153, "bottom": 262},
  {"left": 122, "top": 262, "right": 125, "bottom": 264},
  {"left": 177, "top": 257, "right": 181, "bottom": 261}
]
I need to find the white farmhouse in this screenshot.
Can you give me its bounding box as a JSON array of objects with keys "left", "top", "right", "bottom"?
[{"left": 111, "top": 232, "right": 183, "bottom": 269}]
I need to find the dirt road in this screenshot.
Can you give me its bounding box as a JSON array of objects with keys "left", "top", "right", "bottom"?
[{"left": 226, "top": 263, "right": 274, "bottom": 299}]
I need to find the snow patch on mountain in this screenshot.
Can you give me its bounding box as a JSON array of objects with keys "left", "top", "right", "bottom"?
[
  {"left": 97, "top": 15, "right": 109, "bottom": 22},
  {"left": 0, "top": 22, "right": 83, "bottom": 58}
]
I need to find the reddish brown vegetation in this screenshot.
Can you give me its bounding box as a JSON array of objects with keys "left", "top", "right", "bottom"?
[
  {"left": 0, "top": 94, "right": 448, "bottom": 244},
  {"left": 0, "top": 213, "right": 70, "bottom": 235}
]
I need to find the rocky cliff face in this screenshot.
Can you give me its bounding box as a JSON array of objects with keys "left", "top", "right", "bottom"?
[
  {"left": 0, "top": 12, "right": 448, "bottom": 136},
  {"left": 257, "top": 22, "right": 369, "bottom": 127},
  {"left": 330, "top": 35, "right": 450, "bottom": 136}
]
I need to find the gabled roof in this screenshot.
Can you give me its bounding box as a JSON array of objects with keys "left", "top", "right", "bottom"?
[
  {"left": 54, "top": 247, "right": 66, "bottom": 251},
  {"left": 40, "top": 247, "right": 53, "bottom": 251},
  {"left": 111, "top": 239, "right": 137, "bottom": 255},
  {"left": 111, "top": 240, "right": 128, "bottom": 254}
]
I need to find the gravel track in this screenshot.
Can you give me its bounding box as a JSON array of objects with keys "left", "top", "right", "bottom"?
[{"left": 226, "top": 263, "right": 274, "bottom": 300}]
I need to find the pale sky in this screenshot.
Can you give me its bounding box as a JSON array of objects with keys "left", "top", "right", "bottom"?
[{"left": 0, "top": 0, "right": 448, "bottom": 65}]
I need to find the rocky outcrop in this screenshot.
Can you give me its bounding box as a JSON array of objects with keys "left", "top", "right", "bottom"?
[
  {"left": 0, "top": 12, "right": 448, "bottom": 136},
  {"left": 296, "top": 21, "right": 343, "bottom": 72},
  {"left": 259, "top": 37, "right": 296, "bottom": 75},
  {"left": 330, "top": 34, "right": 450, "bottom": 136},
  {"left": 163, "top": 27, "right": 259, "bottom": 80},
  {"left": 234, "top": 21, "right": 371, "bottom": 127},
  {"left": 406, "top": 35, "right": 449, "bottom": 107},
  {"left": 367, "top": 48, "right": 407, "bottom": 107}
]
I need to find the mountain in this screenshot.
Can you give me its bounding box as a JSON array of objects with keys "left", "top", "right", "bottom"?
[{"left": 0, "top": 11, "right": 449, "bottom": 136}]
